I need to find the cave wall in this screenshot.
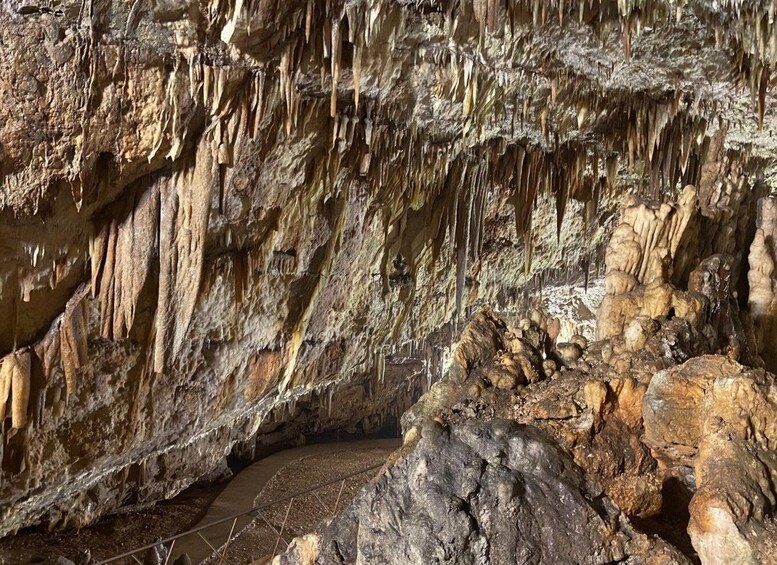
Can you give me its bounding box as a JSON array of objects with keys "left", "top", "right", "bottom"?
[{"left": 0, "top": 0, "right": 775, "bottom": 535}]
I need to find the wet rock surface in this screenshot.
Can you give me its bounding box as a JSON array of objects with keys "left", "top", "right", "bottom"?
[
  {"left": 644, "top": 356, "right": 777, "bottom": 565},
  {"left": 277, "top": 419, "right": 689, "bottom": 565}
]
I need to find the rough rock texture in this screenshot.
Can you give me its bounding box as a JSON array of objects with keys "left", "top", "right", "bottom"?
[
  {"left": 275, "top": 419, "right": 689, "bottom": 565},
  {"left": 643, "top": 356, "right": 777, "bottom": 565},
  {"left": 279, "top": 179, "right": 777, "bottom": 565},
  {"left": 3, "top": 0, "right": 777, "bottom": 544},
  {"left": 642, "top": 355, "right": 741, "bottom": 469},
  {"left": 596, "top": 184, "right": 698, "bottom": 338},
  {"left": 594, "top": 120, "right": 767, "bottom": 362},
  {"left": 596, "top": 182, "right": 759, "bottom": 361},
  {"left": 396, "top": 180, "right": 764, "bottom": 524}
]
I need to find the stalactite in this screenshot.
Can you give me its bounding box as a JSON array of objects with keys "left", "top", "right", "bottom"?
[
  {"left": 60, "top": 290, "right": 90, "bottom": 396},
  {"left": 0, "top": 351, "right": 31, "bottom": 429},
  {"left": 279, "top": 46, "right": 299, "bottom": 135},
  {"left": 0, "top": 359, "right": 11, "bottom": 426},
  {"left": 305, "top": 0, "right": 314, "bottom": 42},
  {"left": 91, "top": 183, "right": 160, "bottom": 342},
  {"left": 353, "top": 44, "right": 362, "bottom": 112},
  {"left": 154, "top": 139, "right": 214, "bottom": 373},
  {"left": 473, "top": 0, "right": 500, "bottom": 34},
  {"left": 0, "top": 0, "right": 772, "bottom": 537},
  {"left": 330, "top": 18, "right": 341, "bottom": 118},
  {"left": 758, "top": 64, "right": 770, "bottom": 129},
  {"left": 454, "top": 173, "right": 472, "bottom": 320},
  {"left": 34, "top": 325, "right": 60, "bottom": 383}
]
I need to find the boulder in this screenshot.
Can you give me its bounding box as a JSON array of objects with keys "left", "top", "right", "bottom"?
[
  {"left": 643, "top": 355, "right": 743, "bottom": 469},
  {"left": 278, "top": 420, "right": 690, "bottom": 565},
  {"left": 642, "top": 355, "right": 777, "bottom": 563},
  {"left": 689, "top": 370, "right": 777, "bottom": 564}
]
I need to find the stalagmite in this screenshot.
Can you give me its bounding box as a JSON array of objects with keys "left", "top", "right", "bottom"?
[
  {"left": 605, "top": 185, "right": 697, "bottom": 289},
  {"left": 3, "top": 0, "right": 777, "bottom": 548},
  {"left": 597, "top": 186, "right": 699, "bottom": 339},
  {"left": 748, "top": 197, "right": 777, "bottom": 371}
]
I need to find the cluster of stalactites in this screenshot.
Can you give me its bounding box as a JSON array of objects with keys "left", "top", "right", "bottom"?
[
  {"left": 4, "top": 0, "right": 770, "bottom": 221},
  {"left": 0, "top": 288, "right": 89, "bottom": 432},
  {"left": 721, "top": 0, "right": 777, "bottom": 67},
  {"left": 41, "top": 0, "right": 739, "bottom": 228},
  {"left": 90, "top": 138, "right": 216, "bottom": 375},
  {"left": 472, "top": 0, "right": 679, "bottom": 57},
  {"left": 3, "top": 0, "right": 764, "bottom": 408},
  {"left": 205, "top": 0, "right": 718, "bottom": 151},
  {"left": 701, "top": 0, "right": 777, "bottom": 128}
]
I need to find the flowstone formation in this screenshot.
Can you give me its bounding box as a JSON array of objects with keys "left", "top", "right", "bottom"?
[
  {"left": 278, "top": 183, "right": 777, "bottom": 564},
  {"left": 3, "top": 0, "right": 777, "bottom": 551}
]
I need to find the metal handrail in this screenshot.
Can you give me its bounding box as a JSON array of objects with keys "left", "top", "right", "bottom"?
[{"left": 96, "top": 461, "right": 385, "bottom": 564}]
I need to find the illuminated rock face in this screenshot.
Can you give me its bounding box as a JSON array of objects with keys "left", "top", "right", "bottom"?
[
  {"left": 285, "top": 419, "right": 691, "bottom": 565},
  {"left": 1, "top": 0, "right": 777, "bottom": 546},
  {"left": 643, "top": 356, "right": 777, "bottom": 565}
]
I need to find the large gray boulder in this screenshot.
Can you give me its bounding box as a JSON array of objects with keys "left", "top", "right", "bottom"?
[{"left": 277, "top": 419, "right": 688, "bottom": 565}]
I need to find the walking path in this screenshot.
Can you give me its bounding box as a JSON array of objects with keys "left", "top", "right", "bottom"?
[{"left": 171, "top": 438, "right": 400, "bottom": 563}]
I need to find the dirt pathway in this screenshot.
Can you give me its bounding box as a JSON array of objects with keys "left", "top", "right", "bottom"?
[{"left": 172, "top": 439, "right": 400, "bottom": 564}]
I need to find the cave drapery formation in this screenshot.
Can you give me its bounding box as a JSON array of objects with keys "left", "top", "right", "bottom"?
[{"left": 3, "top": 0, "right": 777, "bottom": 562}]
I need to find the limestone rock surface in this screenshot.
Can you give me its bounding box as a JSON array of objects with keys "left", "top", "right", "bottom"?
[
  {"left": 748, "top": 197, "right": 777, "bottom": 371},
  {"left": 2, "top": 0, "right": 777, "bottom": 546},
  {"left": 643, "top": 356, "right": 777, "bottom": 564},
  {"left": 276, "top": 419, "right": 690, "bottom": 565}
]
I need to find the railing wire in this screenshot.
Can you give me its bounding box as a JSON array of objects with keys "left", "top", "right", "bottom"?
[{"left": 95, "top": 461, "right": 384, "bottom": 564}]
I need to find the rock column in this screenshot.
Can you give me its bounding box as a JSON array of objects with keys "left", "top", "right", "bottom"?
[{"left": 748, "top": 197, "right": 777, "bottom": 370}]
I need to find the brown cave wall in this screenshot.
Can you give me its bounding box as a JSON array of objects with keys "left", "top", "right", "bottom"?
[{"left": 0, "top": 0, "right": 775, "bottom": 536}]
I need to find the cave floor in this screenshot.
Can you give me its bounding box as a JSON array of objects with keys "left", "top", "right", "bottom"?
[
  {"left": 0, "top": 440, "right": 399, "bottom": 565},
  {"left": 176, "top": 439, "right": 400, "bottom": 564}
]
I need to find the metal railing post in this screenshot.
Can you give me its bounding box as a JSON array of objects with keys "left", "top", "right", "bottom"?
[
  {"left": 272, "top": 497, "right": 294, "bottom": 557},
  {"left": 217, "top": 517, "right": 239, "bottom": 565},
  {"left": 162, "top": 540, "right": 176, "bottom": 565},
  {"left": 332, "top": 478, "right": 347, "bottom": 516}
]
